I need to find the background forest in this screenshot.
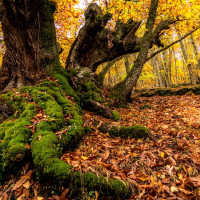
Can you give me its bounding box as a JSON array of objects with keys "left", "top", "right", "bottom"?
[
  {"left": 0, "top": 0, "right": 200, "bottom": 199},
  {"left": 46, "top": 0, "right": 200, "bottom": 88},
  {"left": 0, "top": 0, "right": 199, "bottom": 89}
]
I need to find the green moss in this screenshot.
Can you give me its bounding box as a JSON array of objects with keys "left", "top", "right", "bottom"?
[
  {"left": 22, "top": 87, "right": 65, "bottom": 131},
  {"left": 0, "top": 102, "right": 37, "bottom": 171},
  {"left": 108, "top": 125, "right": 151, "bottom": 139},
  {"left": 54, "top": 73, "right": 80, "bottom": 103},
  {"left": 71, "top": 171, "right": 131, "bottom": 198},
  {"left": 111, "top": 110, "right": 120, "bottom": 121},
  {"left": 84, "top": 81, "right": 103, "bottom": 103},
  {"left": 0, "top": 81, "right": 132, "bottom": 198},
  {"left": 31, "top": 129, "right": 72, "bottom": 181}
]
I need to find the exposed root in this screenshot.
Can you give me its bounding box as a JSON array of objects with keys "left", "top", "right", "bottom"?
[
  {"left": 0, "top": 79, "right": 132, "bottom": 198},
  {"left": 87, "top": 99, "right": 114, "bottom": 119},
  {"left": 99, "top": 122, "right": 152, "bottom": 139}
]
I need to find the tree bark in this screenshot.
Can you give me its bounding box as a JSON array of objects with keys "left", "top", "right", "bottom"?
[
  {"left": 0, "top": 0, "right": 59, "bottom": 92},
  {"left": 177, "top": 31, "right": 196, "bottom": 85},
  {"left": 111, "top": 0, "right": 160, "bottom": 103}
]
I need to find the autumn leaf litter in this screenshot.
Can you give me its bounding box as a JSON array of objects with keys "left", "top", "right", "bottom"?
[{"left": 62, "top": 94, "right": 200, "bottom": 199}]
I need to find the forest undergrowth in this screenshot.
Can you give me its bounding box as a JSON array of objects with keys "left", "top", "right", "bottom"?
[{"left": 0, "top": 93, "right": 200, "bottom": 200}]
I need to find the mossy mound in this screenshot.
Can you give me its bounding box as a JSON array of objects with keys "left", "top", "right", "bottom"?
[
  {"left": 78, "top": 80, "right": 103, "bottom": 106},
  {"left": 0, "top": 79, "right": 132, "bottom": 198},
  {"left": 0, "top": 92, "right": 37, "bottom": 172},
  {"left": 111, "top": 110, "right": 120, "bottom": 121},
  {"left": 135, "top": 85, "right": 200, "bottom": 97},
  {"left": 99, "top": 123, "right": 151, "bottom": 139}
]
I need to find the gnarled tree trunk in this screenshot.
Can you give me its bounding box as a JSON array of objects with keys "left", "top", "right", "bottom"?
[
  {"left": 0, "top": 0, "right": 59, "bottom": 92},
  {"left": 65, "top": 3, "right": 167, "bottom": 73},
  {"left": 66, "top": 2, "right": 175, "bottom": 104}
]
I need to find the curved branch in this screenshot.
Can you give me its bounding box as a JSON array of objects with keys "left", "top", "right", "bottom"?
[{"left": 146, "top": 27, "right": 199, "bottom": 62}]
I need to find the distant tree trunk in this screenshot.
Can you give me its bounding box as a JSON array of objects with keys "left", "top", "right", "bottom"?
[
  {"left": 0, "top": 0, "right": 59, "bottom": 91},
  {"left": 172, "top": 46, "right": 178, "bottom": 85},
  {"left": 151, "top": 58, "right": 159, "bottom": 87},
  {"left": 97, "top": 56, "right": 124, "bottom": 86},
  {"left": 177, "top": 32, "right": 196, "bottom": 85},
  {"left": 190, "top": 34, "right": 200, "bottom": 68},
  {"left": 161, "top": 51, "right": 170, "bottom": 87},
  {"left": 98, "top": 61, "right": 115, "bottom": 86},
  {"left": 190, "top": 34, "right": 200, "bottom": 82},
  {"left": 154, "top": 56, "right": 164, "bottom": 87},
  {"left": 168, "top": 48, "right": 172, "bottom": 86}
]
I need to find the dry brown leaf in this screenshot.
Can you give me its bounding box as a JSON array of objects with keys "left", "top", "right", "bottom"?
[
  {"left": 189, "top": 176, "right": 200, "bottom": 187},
  {"left": 37, "top": 197, "right": 44, "bottom": 200},
  {"left": 16, "top": 194, "right": 25, "bottom": 200},
  {"left": 60, "top": 188, "right": 69, "bottom": 199},
  {"left": 23, "top": 181, "right": 31, "bottom": 189},
  {"left": 102, "top": 150, "right": 110, "bottom": 160},
  {"left": 1, "top": 193, "right": 8, "bottom": 200},
  {"left": 95, "top": 191, "right": 99, "bottom": 200},
  {"left": 12, "top": 177, "right": 27, "bottom": 191},
  {"left": 38, "top": 135, "right": 41, "bottom": 141},
  {"left": 25, "top": 144, "right": 31, "bottom": 150},
  {"left": 178, "top": 187, "right": 193, "bottom": 195}
]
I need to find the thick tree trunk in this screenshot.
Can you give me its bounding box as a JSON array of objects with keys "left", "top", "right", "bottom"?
[{"left": 0, "top": 0, "right": 59, "bottom": 92}]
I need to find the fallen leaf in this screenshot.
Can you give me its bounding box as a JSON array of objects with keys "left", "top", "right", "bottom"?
[
  {"left": 25, "top": 144, "right": 31, "bottom": 150},
  {"left": 81, "top": 156, "right": 88, "bottom": 160},
  {"left": 1, "top": 193, "right": 8, "bottom": 200},
  {"left": 61, "top": 188, "right": 69, "bottom": 198},
  {"left": 23, "top": 181, "right": 31, "bottom": 189},
  {"left": 102, "top": 150, "right": 110, "bottom": 160},
  {"left": 171, "top": 186, "right": 179, "bottom": 193},
  {"left": 12, "top": 177, "right": 27, "bottom": 191}
]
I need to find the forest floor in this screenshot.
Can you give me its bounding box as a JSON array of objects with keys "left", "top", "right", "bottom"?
[{"left": 1, "top": 93, "right": 200, "bottom": 200}]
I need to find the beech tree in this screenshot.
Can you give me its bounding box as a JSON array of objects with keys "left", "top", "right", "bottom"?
[
  {"left": 0, "top": 0, "right": 59, "bottom": 91},
  {"left": 0, "top": 0, "right": 200, "bottom": 198}
]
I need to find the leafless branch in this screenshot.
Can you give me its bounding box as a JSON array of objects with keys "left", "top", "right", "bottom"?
[{"left": 146, "top": 27, "right": 199, "bottom": 62}]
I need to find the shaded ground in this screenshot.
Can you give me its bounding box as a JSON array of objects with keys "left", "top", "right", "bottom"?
[
  {"left": 62, "top": 94, "right": 200, "bottom": 199},
  {"left": 1, "top": 94, "right": 200, "bottom": 199}
]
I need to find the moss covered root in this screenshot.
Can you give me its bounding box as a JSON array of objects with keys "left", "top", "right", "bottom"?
[
  {"left": 135, "top": 85, "right": 200, "bottom": 97},
  {"left": 99, "top": 123, "right": 151, "bottom": 139},
  {"left": 0, "top": 93, "right": 37, "bottom": 171},
  {"left": 0, "top": 79, "right": 131, "bottom": 198}
]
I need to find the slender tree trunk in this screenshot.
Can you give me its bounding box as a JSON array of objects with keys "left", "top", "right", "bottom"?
[
  {"left": 190, "top": 34, "right": 200, "bottom": 82},
  {"left": 172, "top": 46, "right": 178, "bottom": 85},
  {"left": 151, "top": 58, "right": 159, "bottom": 87},
  {"left": 112, "top": 0, "right": 159, "bottom": 103},
  {"left": 0, "top": 0, "right": 59, "bottom": 91},
  {"left": 154, "top": 56, "right": 164, "bottom": 87},
  {"left": 190, "top": 34, "right": 200, "bottom": 68},
  {"left": 177, "top": 31, "right": 196, "bottom": 85},
  {"left": 161, "top": 51, "right": 170, "bottom": 87},
  {"left": 168, "top": 48, "right": 172, "bottom": 86},
  {"left": 98, "top": 61, "right": 115, "bottom": 86}
]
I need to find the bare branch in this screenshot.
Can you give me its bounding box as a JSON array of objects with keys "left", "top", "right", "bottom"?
[{"left": 146, "top": 27, "right": 199, "bottom": 62}]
